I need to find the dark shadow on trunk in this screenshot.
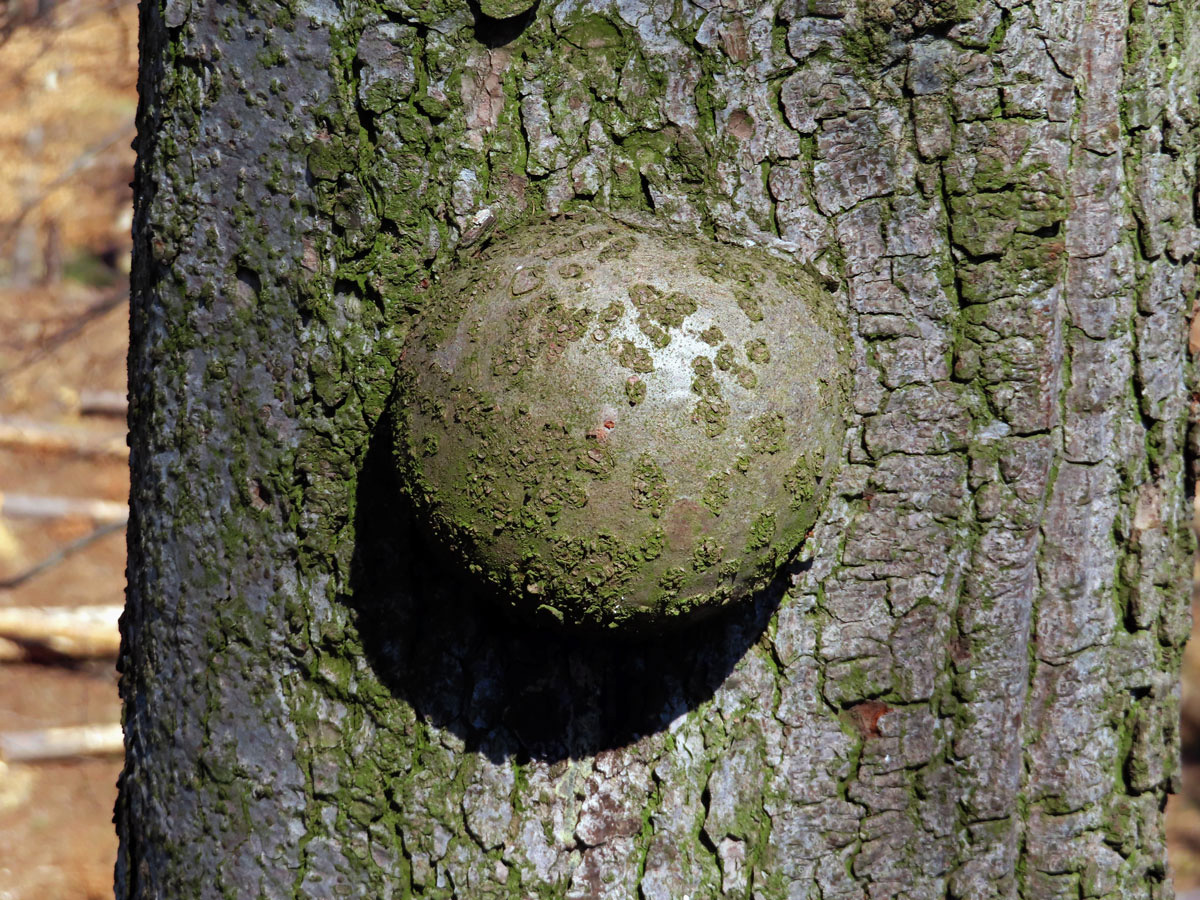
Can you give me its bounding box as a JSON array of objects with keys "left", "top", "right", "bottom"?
[
  {"left": 467, "top": 1, "right": 540, "bottom": 49},
  {"left": 345, "top": 408, "right": 802, "bottom": 764}
]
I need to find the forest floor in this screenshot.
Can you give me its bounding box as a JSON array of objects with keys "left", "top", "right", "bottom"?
[
  {"left": 0, "top": 0, "right": 133, "bottom": 897},
  {"left": 0, "top": 1, "right": 1198, "bottom": 897}
]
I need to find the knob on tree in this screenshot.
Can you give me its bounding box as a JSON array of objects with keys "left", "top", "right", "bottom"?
[{"left": 391, "top": 213, "right": 849, "bottom": 632}]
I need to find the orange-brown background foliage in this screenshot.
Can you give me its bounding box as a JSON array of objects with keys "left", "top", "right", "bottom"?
[{"left": 0, "top": 2, "right": 1196, "bottom": 897}]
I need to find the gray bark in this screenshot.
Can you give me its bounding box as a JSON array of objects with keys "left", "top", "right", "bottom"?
[{"left": 118, "top": 1, "right": 1199, "bottom": 898}]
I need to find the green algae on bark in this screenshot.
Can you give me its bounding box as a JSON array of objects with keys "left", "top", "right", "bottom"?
[
  {"left": 477, "top": 0, "right": 538, "bottom": 20},
  {"left": 391, "top": 213, "right": 849, "bottom": 632}
]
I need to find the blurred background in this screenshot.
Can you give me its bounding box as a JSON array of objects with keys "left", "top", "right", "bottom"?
[
  {"left": 0, "top": 0, "right": 132, "bottom": 896},
  {"left": 0, "top": 2, "right": 1197, "bottom": 897}
]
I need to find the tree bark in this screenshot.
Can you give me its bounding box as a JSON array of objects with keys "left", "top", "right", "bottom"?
[{"left": 118, "top": 1, "right": 1199, "bottom": 898}]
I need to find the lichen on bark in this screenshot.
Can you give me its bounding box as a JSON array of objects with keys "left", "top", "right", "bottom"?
[
  {"left": 118, "top": 0, "right": 1199, "bottom": 898},
  {"left": 391, "top": 212, "right": 848, "bottom": 631}
]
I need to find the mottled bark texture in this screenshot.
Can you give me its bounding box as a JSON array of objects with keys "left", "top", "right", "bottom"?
[{"left": 118, "top": 0, "right": 1199, "bottom": 897}]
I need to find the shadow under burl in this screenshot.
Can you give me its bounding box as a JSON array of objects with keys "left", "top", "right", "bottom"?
[
  {"left": 347, "top": 410, "right": 798, "bottom": 765},
  {"left": 468, "top": 0, "right": 540, "bottom": 49}
]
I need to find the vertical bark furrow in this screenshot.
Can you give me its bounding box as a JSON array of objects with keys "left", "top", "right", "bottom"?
[{"left": 1019, "top": 1, "right": 1197, "bottom": 898}]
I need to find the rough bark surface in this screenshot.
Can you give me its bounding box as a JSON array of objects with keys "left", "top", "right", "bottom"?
[{"left": 118, "top": 0, "right": 1199, "bottom": 898}]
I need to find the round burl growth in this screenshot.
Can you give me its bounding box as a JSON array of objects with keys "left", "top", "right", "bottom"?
[
  {"left": 391, "top": 214, "right": 848, "bottom": 632},
  {"left": 477, "top": 0, "right": 537, "bottom": 18}
]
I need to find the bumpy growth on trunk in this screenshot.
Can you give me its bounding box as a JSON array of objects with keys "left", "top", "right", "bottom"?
[
  {"left": 119, "top": 0, "right": 1199, "bottom": 898},
  {"left": 392, "top": 212, "right": 848, "bottom": 631}
]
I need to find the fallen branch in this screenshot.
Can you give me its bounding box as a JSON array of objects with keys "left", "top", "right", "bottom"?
[
  {"left": 0, "top": 604, "right": 122, "bottom": 657},
  {"left": 0, "top": 124, "right": 135, "bottom": 254},
  {"left": 79, "top": 388, "right": 128, "bottom": 417},
  {"left": 0, "top": 519, "right": 126, "bottom": 589},
  {"left": 0, "top": 758, "right": 34, "bottom": 811},
  {"left": 0, "top": 284, "right": 128, "bottom": 386},
  {"left": 0, "top": 723, "right": 123, "bottom": 762},
  {"left": 0, "top": 417, "right": 127, "bottom": 458},
  {"left": 0, "top": 492, "right": 128, "bottom": 523},
  {"left": 0, "top": 636, "right": 26, "bottom": 661}
]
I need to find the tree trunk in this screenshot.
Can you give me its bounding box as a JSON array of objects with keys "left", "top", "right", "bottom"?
[{"left": 117, "top": 1, "right": 1199, "bottom": 898}]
